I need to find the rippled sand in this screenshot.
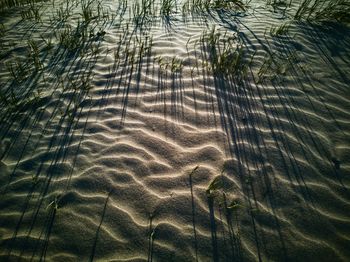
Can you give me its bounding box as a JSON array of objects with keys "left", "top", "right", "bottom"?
[{"left": 0, "top": 1, "right": 349, "bottom": 261}]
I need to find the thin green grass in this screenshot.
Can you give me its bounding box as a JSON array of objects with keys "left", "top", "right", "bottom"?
[
  {"left": 0, "top": 0, "right": 43, "bottom": 11},
  {"left": 257, "top": 50, "right": 298, "bottom": 84},
  {"left": 201, "top": 27, "right": 248, "bottom": 79},
  {"left": 295, "top": 0, "right": 350, "bottom": 23},
  {"left": 28, "top": 40, "right": 43, "bottom": 70},
  {"left": 206, "top": 175, "right": 223, "bottom": 197},
  {"left": 182, "top": 0, "right": 247, "bottom": 14},
  {"left": 20, "top": 1, "right": 42, "bottom": 21},
  {"left": 160, "top": 0, "right": 176, "bottom": 17},
  {"left": 0, "top": 23, "right": 6, "bottom": 37},
  {"left": 6, "top": 58, "right": 29, "bottom": 83},
  {"left": 270, "top": 22, "right": 291, "bottom": 36}
]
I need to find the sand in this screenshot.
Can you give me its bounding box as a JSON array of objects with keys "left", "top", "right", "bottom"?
[{"left": 0, "top": 0, "right": 349, "bottom": 261}]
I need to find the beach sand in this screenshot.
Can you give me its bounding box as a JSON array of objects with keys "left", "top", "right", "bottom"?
[{"left": 0, "top": 0, "right": 349, "bottom": 261}]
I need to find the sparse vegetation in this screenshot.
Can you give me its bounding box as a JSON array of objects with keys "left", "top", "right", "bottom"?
[
  {"left": 182, "top": 0, "right": 247, "bottom": 14},
  {"left": 0, "top": 23, "right": 5, "bottom": 37},
  {"left": 206, "top": 175, "right": 223, "bottom": 197},
  {"left": 257, "top": 50, "right": 299, "bottom": 83},
  {"left": 295, "top": 0, "right": 350, "bottom": 23},
  {"left": 200, "top": 26, "right": 248, "bottom": 80},
  {"left": 155, "top": 56, "right": 184, "bottom": 74},
  {"left": 270, "top": 22, "right": 290, "bottom": 36},
  {"left": 28, "top": 40, "right": 43, "bottom": 70},
  {"left": 80, "top": 0, "right": 96, "bottom": 23},
  {"left": 160, "top": 0, "right": 176, "bottom": 16},
  {"left": 6, "top": 58, "right": 29, "bottom": 83},
  {"left": 20, "top": 2, "right": 42, "bottom": 21},
  {"left": 0, "top": 2, "right": 349, "bottom": 261},
  {"left": 47, "top": 195, "right": 61, "bottom": 211}
]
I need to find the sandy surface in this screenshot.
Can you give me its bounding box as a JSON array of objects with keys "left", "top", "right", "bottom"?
[{"left": 0, "top": 0, "right": 350, "bottom": 261}]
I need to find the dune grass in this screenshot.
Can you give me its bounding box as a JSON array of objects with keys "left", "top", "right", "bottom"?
[
  {"left": 0, "top": 0, "right": 349, "bottom": 261},
  {"left": 295, "top": 0, "right": 350, "bottom": 23},
  {"left": 270, "top": 22, "right": 291, "bottom": 36}
]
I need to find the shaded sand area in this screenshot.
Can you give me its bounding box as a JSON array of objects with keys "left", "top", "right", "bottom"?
[{"left": 0, "top": 0, "right": 350, "bottom": 261}]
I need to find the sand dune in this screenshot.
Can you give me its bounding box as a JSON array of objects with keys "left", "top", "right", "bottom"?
[{"left": 0, "top": 0, "right": 350, "bottom": 261}]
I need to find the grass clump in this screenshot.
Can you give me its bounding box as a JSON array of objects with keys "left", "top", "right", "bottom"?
[
  {"left": 170, "top": 56, "right": 184, "bottom": 73},
  {"left": 182, "top": 0, "right": 247, "bottom": 14},
  {"left": 57, "top": 27, "right": 79, "bottom": 51},
  {"left": 212, "top": 45, "right": 245, "bottom": 76},
  {"left": 295, "top": 0, "right": 350, "bottom": 24},
  {"left": 201, "top": 27, "right": 248, "bottom": 79},
  {"left": 132, "top": 0, "right": 154, "bottom": 27},
  {"left": 81, "top": 0, "right": 96, "bottom": 23},
  {"left": 55, "top": 1, "right": 71, "bottom": 21},
  {"left": 155, "top": 56, "right": 184, "bottom": 74},
  {"left": 20, "top": 3, "right": 42, "bottom": 21},
  {"left": 0, "top": 0, "right": 44, "bottom": 12},
  {"left": 0, "top": 23, "right": 6, "bottom": 37},
  {"left": 160, "top": 0, "right": 176, "bottom": 17},
  {"left": 206, "top": 175, "right": 223, "bottom": 197},
  {"left": 211, "top": 0, "right": 247, "bottom": 11},
  {"left": 257, "top": 50, "right": 298, "bottom": 84},
  {"left": 6, "top": 58, "right": 29, "bottom": 83},
  {"left": 28, "top": 40, "right": 43, "bottom": 70},
  {"left": 56, "top": 23, "right": 89, "bottom": 52},
  {"left": 270, "top": 22, "right": 291, "bottom": 36}
]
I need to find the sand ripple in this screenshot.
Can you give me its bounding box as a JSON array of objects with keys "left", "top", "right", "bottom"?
[{"left": 0, "top": 0, "right": 349, "bottom": 261}]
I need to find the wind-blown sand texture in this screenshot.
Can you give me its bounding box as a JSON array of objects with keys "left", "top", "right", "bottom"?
[{"left": 0, "top": 0, "right": 350, "bottom": 261}]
